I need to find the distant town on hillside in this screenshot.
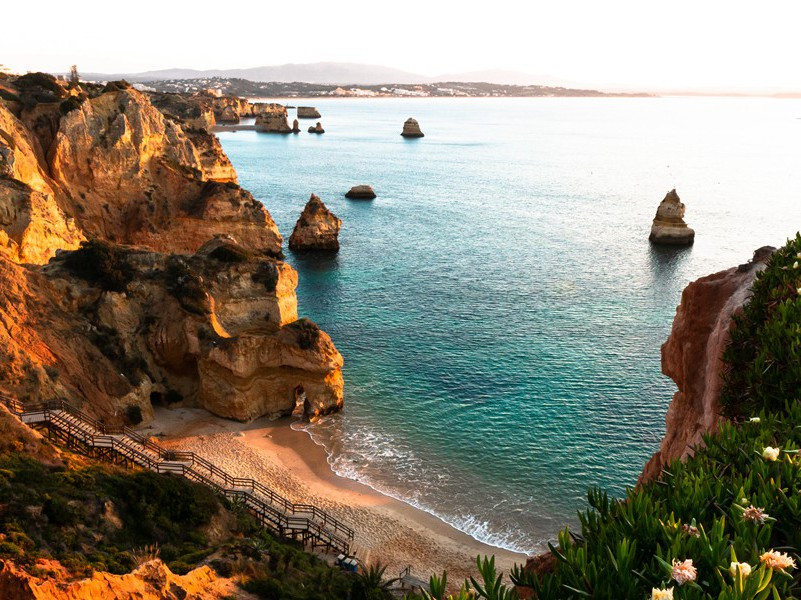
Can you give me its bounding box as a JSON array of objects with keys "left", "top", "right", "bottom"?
[{"left": 131, "top": 77, "right": 649, "bottom": 98}]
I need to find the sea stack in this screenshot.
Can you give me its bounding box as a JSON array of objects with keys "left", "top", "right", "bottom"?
[
  {"left": 292, "top": 119, "right": 300, "bottom": 134},
  {"left": 289, "top": 194, "right": 342, "bottom": 251},
  {"left": 649, "top": 189, "right": 695, "bottom": 245},
  {"left": 401, "top": 118, "right": 424, "bottom": 138},
  {"left": 345, "top": 185, "right": 377, "bottom": 200},
  {"left": 297, "top": 106, "right": 321, "bottom": 119},
  {"left": 255, "top": 110, "right": 292, "bottom": 134},
  {"left": 308, "top": 122, "right": 325, "bottom": 134}
]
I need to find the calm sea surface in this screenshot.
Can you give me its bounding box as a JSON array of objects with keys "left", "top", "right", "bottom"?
[{"left": 218, "top": 97, "right": 801, "bottom": 553}]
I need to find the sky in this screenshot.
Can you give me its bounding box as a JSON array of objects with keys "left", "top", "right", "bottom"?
[{"left": 3, "top": 0, "right": 801, "bottom": 92}]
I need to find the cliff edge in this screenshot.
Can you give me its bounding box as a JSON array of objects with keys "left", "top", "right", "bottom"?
[{"left": 640, "top": 246, "right": 774, "bottom": 482}]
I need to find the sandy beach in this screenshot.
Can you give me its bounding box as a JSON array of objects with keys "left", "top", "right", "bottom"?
[{"left": 141, "top": 407, "right": 527, "bottom": 584}]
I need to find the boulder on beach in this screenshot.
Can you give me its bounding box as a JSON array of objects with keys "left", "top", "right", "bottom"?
[
  {"left": 297, "top": 106, "right": 321, "bottom": 119},
  {"left": 292, "top": 119, "right": 300, "bottom": 134},
  {"left": 308, "top": 122, "right": 325, "bottom": 134},
  {"left": 401, "top": 117, "right": 424, "bottom": 138},
  {"left": 649, "top": 189, "right": 695, "bottom": 245},
  {"left": 345, "top": 185, "right": 376, "bottom": 200},
  {"left": 289, "top": 194, "right": 342, "bottom": 251}
]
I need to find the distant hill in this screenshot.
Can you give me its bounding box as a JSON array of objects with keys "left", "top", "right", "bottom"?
[{"left": 79, "top": 62, "right": 581, "bottom": 87}]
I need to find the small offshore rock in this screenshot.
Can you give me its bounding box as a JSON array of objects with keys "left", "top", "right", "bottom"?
[
  {"left": 345, "top": 185, "right": 376, "bottom": 200},
  {"left": 288, "top": 194, "right": 342, "bottom": 251},
  {"left": 308, "top": 122, "right": 325, "bottom": 134},
  {"left": 297, "top": 106, "right": 321, "bottom": 119},
  {"left": 649, "top": 189, "right": 695, "bottom": 245},
  {"left": 292, "top": 119, "right": 300, "bottom": 134},
  {"left": 401, "top": 117, "right": 424, "bottom": 138}
]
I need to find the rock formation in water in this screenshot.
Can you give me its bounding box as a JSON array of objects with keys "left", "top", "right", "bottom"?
[
  {"left": 292, "top": 118, "right": 300, "bottom": 134},
  {"left": 255, "top": 109, "right": 292, "bottom": 134},
  {"left": 297, "top": 106, "right": 321, "bottom": 119},
  {"left": 345, "top": 184, "right": 376, "bottom": 199},
  {"left": 639, "top": 246, "right": 775, "bottom": 482},
  {"left": 307, "top": 122, "right": 325, "bottom": 134},
  {"left": 649, "top": 189, "right": 695, "bottom": 245},
  {"left": 0, "top": 73, "right": 344, "bottom": 425},
  {"left": 401, "top": 117, "right": 424, "bottom": 138},
  {"left": 288, "top": 194, "right": 342, "bottom": 251}
]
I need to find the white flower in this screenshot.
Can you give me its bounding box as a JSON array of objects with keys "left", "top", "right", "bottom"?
[
  {"left": 762, "top": 446, "right": 780, "bottom": 461},
  {"left": 729, "top": 561, "right": 752, "bottom": 578},
  {"left": 749, "top": 417, "right": 760, "bottom": 423},
  {"left": 671, "top": 559, "right": 697, "bottom": 585},
  {"left": 651, "top": 588, "right": 674, "bottom": 600},
  {"left": 794, "top": 261, "right": 799, "bottom": 269}
]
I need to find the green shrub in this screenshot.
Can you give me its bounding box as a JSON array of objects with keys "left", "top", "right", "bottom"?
[
  {"left": 285, "top": 318, "right": 321, "bottom": 350},
  {"left": 165, "top": 258, "right": 211, "bottom": 316},
  {"left": 60, "top": 239, "right": 134, "bottom": 292},
  {"left": 722, "top": 234, "right": 801, "bottom": 417}
]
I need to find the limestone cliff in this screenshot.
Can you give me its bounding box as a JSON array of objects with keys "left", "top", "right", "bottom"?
[
  {"left": 0, "top": 239, "right": 343, "bottom": 424},
  {"left": 255, "top": 108, "right": 292, "bottom": 134},
  {"left": 0, "top": 74, "right": 344, "bottom": 425},
  {"left": 1, "top": 75, "right": 282, "bottom": 259},
  {"left": 0, "top": 559, "right": 250, "bottom": 600},
  {"left": 640, "top": 247, "right": 774, "bottom": 482}
]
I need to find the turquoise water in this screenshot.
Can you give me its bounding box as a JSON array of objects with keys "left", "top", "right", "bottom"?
[{"left": 218, "top": 97, "right": 801, "bottom": 553}]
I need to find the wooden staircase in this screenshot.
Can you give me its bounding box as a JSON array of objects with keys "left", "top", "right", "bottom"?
[{"left": 0, "top": 394, "right": 354, "bottom": 555}]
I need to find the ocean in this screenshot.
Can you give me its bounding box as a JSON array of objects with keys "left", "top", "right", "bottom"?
[{"left": 217, "top": 96, "right": 801, "bottom": 553}]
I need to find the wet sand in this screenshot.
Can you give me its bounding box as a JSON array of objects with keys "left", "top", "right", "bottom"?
[{"left": 142, "top": 407, "right": 527, "bottom": 584}]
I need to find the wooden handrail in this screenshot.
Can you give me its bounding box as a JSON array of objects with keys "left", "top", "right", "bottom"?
[{"left": 0, "top": 394, "right": 354, "bottom": 550}]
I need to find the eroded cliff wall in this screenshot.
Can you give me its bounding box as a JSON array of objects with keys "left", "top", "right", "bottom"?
[
  {"left": 0, "top": 73, "right": 343, "bottom": 424},
  {"left": 640, "top": 247, "right": 774, "bottom": 482}
]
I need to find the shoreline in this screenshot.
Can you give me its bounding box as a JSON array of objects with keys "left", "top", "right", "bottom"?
[{"left": 142, "top": 407, "right": 528, "bottom": 583}]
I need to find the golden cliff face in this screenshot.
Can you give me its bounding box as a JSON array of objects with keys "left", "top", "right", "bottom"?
[
  {"left": 0, "top": 104, "right": 84, "bottom": 263},
  {"left": 0, "top": 240, "right": 344, "bottom": 424},
  {"left": 0, "top": 559, "right": 245, "bottom": 600},
  {"left": 0, "top": 73, "right": 344, "bottom": 425}
]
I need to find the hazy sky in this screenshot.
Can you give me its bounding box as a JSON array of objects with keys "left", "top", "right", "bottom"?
[{"left": 4, "top": 0, "right": 801, "bottom": 91}]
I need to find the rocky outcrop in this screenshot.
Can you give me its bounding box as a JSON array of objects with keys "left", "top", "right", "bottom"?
[
  {"left": 297, "top": 106, "right": 321, "bottom": 119},
  {"left": 0, "top": 240, "right": 344, "bottom": 424},
  {"left": 0, "top": 74, "right": 345, "bottom": 427},
  {"left": 401, "top": 117, "right": 424, "bottom": 138},
  {"left": 292, "top": 119, "right": 300, "bottom": 134},
  {"left": 308, "top": 122, "right": 325, "bottom": 134},
  {"left": 0, "top": 559, "right": 247, "bottom": 600},
  {"left": 0, "top": 103, "right": 84, "bottom": 263},
  {"left": 649, "top": 189, "right": 695, "bottom": 245},
  {"left": 288, "top": 194, "right": 341, "bottom": 251},
  {"left": 209, "top": 95, "right": 251, "bottom": 123},
  {"left": 148, "top": 92, "right": 216, "bottom": 131},
  {"left": 640, "top": 247, "right": 774, "bottom": 482},
  {"left": 43, "top": 87, "right": 282, "bottom": 255},
  {"left": 345, "top": 185, "right": 376, "bottom": 200},
  {"left": 255, "top": 109, "right": 292, "bottom": 134}
]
